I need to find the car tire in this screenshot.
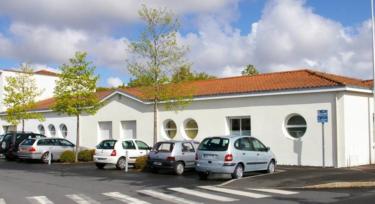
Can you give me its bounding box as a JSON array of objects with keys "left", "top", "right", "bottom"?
[
  {"left": 5, "top": 154, "right": 14, "bottom": 161},
  {"left": 174, "top": 162, "right": 185, "bottom": 176},
  {"left": 198, "top": 172, "right": 209, "bottom": 180},
  {"left": 267, "top": 160, "right": 276, "bottom": 174},
  {"left": 95, "top": 163, "right": 106, "bottom": 169},
  {"left": 151, "top": 167, "right": 159, "bottom": 173},
  {"left": 116, "top": 157, "right": 126, "bottom": 170},
  {"left": 41, "top": 152, "right": 52, "bottom": 164},
  {"left": 231, "top": 164, "right": 244, "bottom": 179}
]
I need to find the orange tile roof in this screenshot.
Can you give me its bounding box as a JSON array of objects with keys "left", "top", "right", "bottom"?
[
  {"left": 31, "top": 69, "right": 372, "bottom": 111},
  {"left": 34, "top": 69, "right": 58, "bottom": 77}
]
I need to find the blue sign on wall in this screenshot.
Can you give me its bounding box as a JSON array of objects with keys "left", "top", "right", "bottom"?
[{"left": 317, "top": 110, "right": 328, "bottom": 123}]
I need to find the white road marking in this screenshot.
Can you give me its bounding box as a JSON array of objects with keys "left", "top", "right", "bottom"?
[
  {"left": 168, "top": 187, "right": 238, "bottom": 202},
  {"left": 138, "top": 189, "right": 202, "bottom": 204},
  {"left": 198, "top": 186, "right": 270, "bottom": 199},
  {"left": 66, "top": 194, "right": 101, "bottom": 204},
  {"left": 26, "top": 196, "right": 54, "bottom": 204},
  {"left": 0, "top": 198, "right": 5, "bottom": 204},
  {"left": 249, "top": 188, "right": 298, "bottom": 195},
  {"left": 217, "top": 170, "right": 286, "bottom": 186},
  {"left": 103, "top": 192, "right": 150, "bottom": 204}
]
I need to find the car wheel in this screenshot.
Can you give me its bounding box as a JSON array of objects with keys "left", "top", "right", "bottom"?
[
  {"left": 174, "top": 162, "right": 185, "bottom": 175},
  {"left": 41, "top": 152, "right": 52, "bottom": 164},
  {"left": 5, "top": 155, "right": 14, "bottom": 161},
  {"left": 95, "top": 163, "right": 106, "bottom": 169},
  {"left": 267, "top": 160, "right": 276, "bottom": 174},
  {"left": 231, "top": 164, "right": 244, "bottom": 179},
  {"left": 198, "top": 172, "right": 209, "bottom": 180},
  {"left": 116, "top": 157, "right": 126, "bottom": 170},
  {"left": 151, "top": 167, "right": 159, "bottom": 173}
]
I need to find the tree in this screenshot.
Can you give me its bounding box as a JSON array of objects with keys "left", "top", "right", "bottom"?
[
  {"left": 126, "top": 5, "right": 192, "bottom": 144},
  {"left": 171, "top": 66, "right": 216, "bottom": 83},
  {"left": 242, "top": 64, "right": 259, "bottom": 76},
  {"left": 3, "top": 64, "right": 44, "bottom": 132},
  {"left": 53, "top": 52, "right": 100, "bottom": 162}
]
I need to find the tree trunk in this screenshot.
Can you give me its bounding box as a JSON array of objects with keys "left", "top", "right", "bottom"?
[
  {"left": 153, "top": 100, "right": 158, "bottom": 145},
  {"left": 22, "top": 119, "right": 25, "bottom": 132},
  {"left": 75, "top": 114, "right": 80, "bottom": 163}
]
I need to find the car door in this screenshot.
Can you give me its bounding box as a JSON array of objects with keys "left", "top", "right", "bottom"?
[
  {"left": 57, "top": 139, "right": 75, "bottom": 159},
  {"left": 234, "top": 137, "right": 258, "bottom": 172},
  {"left": 181, "top": 142, "right": 196, "bottom": 168},
  {"left": 135, "top": 140, "right": 150, "bottom": 156},
  {"left": 122, "top": 140, "right": 138, "bottom": 159},
  {"left": 249, "top": 138, "right": 270, "bottom": 170}
]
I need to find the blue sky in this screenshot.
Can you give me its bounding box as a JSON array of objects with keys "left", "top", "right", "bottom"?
[{"left": 0, "top": 0, "right": 373, "bottom": 86}]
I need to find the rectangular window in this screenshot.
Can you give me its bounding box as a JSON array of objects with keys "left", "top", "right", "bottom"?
[{"left": 229, "top": 117, "right": 251, "bottom": 136}]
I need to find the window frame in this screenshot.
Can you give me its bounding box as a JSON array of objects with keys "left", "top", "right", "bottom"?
[
  {"left": 59, "top": 124, "right": 68, "bottom": 138},
  {"left": 48, "top": 124, "right": 56, "bottom": 137},
  {"left": 285, "top": 114, "right": 307, "bottom": 139},
  {"left": 183, "top": 119, "right": 199, "bottom": 139},
  {"left": 229, "top": 116, "right": 251, "bottom": 136},
  {"left": 164, "top": 119, "right": 177, "bottom": 139}
]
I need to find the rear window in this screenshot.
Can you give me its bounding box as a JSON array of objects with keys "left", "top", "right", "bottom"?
[
  {"left": 198, "top": 138, "right": 230, "bottom": 151},
  {"left": 97, "top": 140, "right": 117, "bottom": 149},
  {"left": 154, "top": 142, "right": 174, "bottom": 152},
  {"left": 20, "top": 139, "right": 36, "bottom": 146}
]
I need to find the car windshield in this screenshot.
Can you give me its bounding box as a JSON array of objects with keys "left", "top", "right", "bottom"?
[
  {"left": 20, "top": 139, "right": 36, "bottom": 146},
  {"left": 97, "top": 140, "right": 117, "bottom": 149},
  {"left": 198, "top": 138, "right": 230, "bottom": 151},
  {"left": 154, "top": 142, "right": 174, "bottom": 152}
]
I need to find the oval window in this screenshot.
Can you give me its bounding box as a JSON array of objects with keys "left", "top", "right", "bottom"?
[
  {"left": 60, "top": 124, "right": 68, "bottom": 138},
  {"left": 37, "top": 125, "right": 45, "bottom": 135},
  {"left": 48, "top": 124, "right": 56, "bottom": 137},
  {"left": 184, "top": 119, "right": 198, "bottom": 139},
  {"left": 286, "top": 114, "right": 307, "bottom": 138},
  {"left": 164, "top": 120, "right": 177, "bottom": 139}
]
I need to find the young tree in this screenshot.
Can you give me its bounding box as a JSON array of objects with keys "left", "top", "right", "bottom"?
[
  {"left": 171, "top": 66, "right": 216, "bottom": 83},
  {"left": 126, "top": 5, "right": 192, "bottom": 144},
  {"left": 53, "top": 52, "right": 100, "bottom": 162},
  {"left": 242, "top": 64, "right": 259, "bottom": 76},
  {"left": 3, "top": 64, "right": 44, "bottom": 132}
]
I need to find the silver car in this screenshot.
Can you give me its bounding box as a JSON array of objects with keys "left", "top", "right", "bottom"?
[
  {"left": 196, "top": 136, "right": 276, "bottom": 179},
  {"left": 18, "top": 138, "right": 75, "bottom": 163},
  {"left": 148, "top": 140, "right": 199, "bottom": 175}
]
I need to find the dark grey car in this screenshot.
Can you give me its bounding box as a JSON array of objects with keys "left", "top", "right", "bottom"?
[{"left": 148, "top": 140, "right": 199, "bottom": 175}]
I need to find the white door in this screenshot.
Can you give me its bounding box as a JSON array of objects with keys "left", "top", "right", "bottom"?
[
  {"left": 121, "top": 121, "right": 136, "bottom": 139},
  {"left": 98, "top": 122, "right": 112, "bottom": 140}
]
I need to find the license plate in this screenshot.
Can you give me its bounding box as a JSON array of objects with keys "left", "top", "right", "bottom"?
[
  {"left": 204, "top": 154, "right": 216, "bottom": 159},
  {"left": 97, "top": 158, "right": 106, "bottom": 161},
  {"left": 153, "top": 162, "right": 162, "bottom": 166}
]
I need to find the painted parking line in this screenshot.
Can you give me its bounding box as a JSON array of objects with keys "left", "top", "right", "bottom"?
[
  {"left": 66, "top": 194, "right": 101, "bottom": 204},
  {"left": 198, "top": 186, "right": 270, "bottom": 199},
  {"left": 0, "top": 198, "right": 5, "bottom": 204},
  {"left": 26, "top": 196, "right": 54, "bottom": 204},
  {"left": 169, "top": 187, "right": 238, "bottom": 202},
  {"left": 103, "top": 192, "right": 150, "bottom": 204},
  {"left": 138, "top": 189, "right": 202, "bottom": 204},
  {"left": 249, "top": 188, "right": 299, "bottom": 195}
]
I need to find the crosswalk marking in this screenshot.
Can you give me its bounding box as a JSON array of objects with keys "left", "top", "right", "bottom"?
[
  {"left": 138, "top": 189, "right": 202, "bottom": 204},
  {"left": 249, "top": 188, "right": 298, "bottom": 195},
  {"left": 198, "top": 186, "right": 270, "bottom": 199},
  {"left": 169, "top": 187, "right": 238, "bottom": 202},
  {"left": 26, "top": 196, "right": 54, "bottom": 204},
  {"left": 66, "top": 194, "right": 101, "bottom": 204},
  {"left": 0, "top": 198, "right": 5, "bottom": 204},
  {"left": 103, "top": 192, "right": 150, "bottom": 204}
]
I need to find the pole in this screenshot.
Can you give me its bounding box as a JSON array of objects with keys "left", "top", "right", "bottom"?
[
  {"left": 125, "top": 150, "right": 129, "bottom": 173},
  {"left": 371, "top": 0, "right": 375, "bottom": 164},
  {"left": 322, "top": 122, "right": 325, "bottom": 168},
  {"left": 48, "top": 147, "right": 52, "bottom": 165}
]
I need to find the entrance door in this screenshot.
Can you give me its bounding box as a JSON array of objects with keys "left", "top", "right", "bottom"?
[
  {"left": 98, "top": 122, "right": 112, "bottom": 141},
  {"left": 121, "top": 121, "right": 136, "bottom": 139}
]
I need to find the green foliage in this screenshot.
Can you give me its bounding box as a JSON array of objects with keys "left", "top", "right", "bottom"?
[
  {"left": 78, "top": 149, "right": 95, "bottom": 162},
  {"left": 3, "top": 64, "right": 45, "bottom": 130},
  {"left": 171, "top": 66, "right": 216, "bottom": 83},
  {"left": 242, "top": 64, "right": 259, "bottom": 76},
  {"left": 53, "top": 51, "right": 100, "bottom": 116},
  {"left": 60, "top": 150, "right": 76, "bottom": 163},
  {"left": 96, "top": 87, "right": 114, "bottom": 92},
  {"left": 134, "top": 155, "right": 148, "bottom": 170}
]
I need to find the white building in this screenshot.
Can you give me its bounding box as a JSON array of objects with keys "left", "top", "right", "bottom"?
[{"left": 0, "top": 69, "right": 373, "bottom": 168}]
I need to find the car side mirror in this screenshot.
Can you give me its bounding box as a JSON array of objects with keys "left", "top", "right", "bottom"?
[{"left": 265, "top": 147, "right": 270, "bottom": 152}]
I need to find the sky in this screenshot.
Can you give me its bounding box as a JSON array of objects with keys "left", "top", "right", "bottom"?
[{"left": 0, "top": 0, "right": 373, "bottom": 87}]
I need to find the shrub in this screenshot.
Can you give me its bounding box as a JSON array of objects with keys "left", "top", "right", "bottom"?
[
  {"left": 134, "top": 155, "right": 148, "bottom": 170},
  {"left": 78, "top": 149, "right": 95, "bottom": 162},
  {"left": 60, "top": 150, "right": 75, "bottom": 163}
]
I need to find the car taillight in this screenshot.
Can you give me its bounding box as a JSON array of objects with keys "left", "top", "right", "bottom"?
[
  {"left": 167, "top": 156, "right": 175, "bottom": 161},
  {"left": 224, "top": 154, "right": 233, "bottom": 162},
  {"left": 29, "top": 147, "right": 36, "bottom": 153},
  {"left": 110, "top": 150, "right": 117, "bottom": 156}
]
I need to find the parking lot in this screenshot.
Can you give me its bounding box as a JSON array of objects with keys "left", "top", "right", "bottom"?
[{"left": 1, "top": 159, "right": 375, "bottom": 204}]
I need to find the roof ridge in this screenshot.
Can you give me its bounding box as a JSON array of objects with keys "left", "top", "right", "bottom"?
[{"left": 305, "top": 69, "right": 346, "bottom": 86}]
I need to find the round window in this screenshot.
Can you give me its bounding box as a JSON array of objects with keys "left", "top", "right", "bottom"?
[
  {"left": 164, "top": 120, "right": 177, "bottom": 139},
  {"left": 184, "top": 119, "right": 198, "bottom": 139},
  {"left": 37, "top": 125, "right": 45, "bottom": 135},
  {"left": 48, "top": 124, "right": 56, "bottom": 137},
  {"left": 60, "top": 124, "right": 68, "bottom": 138},
  {"left": 286, "top": 114, "right": 307, "bottom": 138}
]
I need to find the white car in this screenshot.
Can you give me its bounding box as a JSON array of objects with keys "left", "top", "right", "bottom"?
[{"left": 94, "top": 139, "right": 151, "bottom": 170}]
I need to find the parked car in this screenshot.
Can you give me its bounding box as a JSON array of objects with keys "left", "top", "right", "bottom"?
[
  {"left": 148, "top": 140, "right": 199, "bottom": 175},
  {"left": 94, "top": 139, "right": 151, "bottom": 170},
  {"left": 0, "top": 132, "right": 46, "bottom": 160},
  {"left": 195, "top": 136, "right": 276, "bottom": 179},
  {"left": 18, "top": 138, "right": 75, "bottom": 163}
]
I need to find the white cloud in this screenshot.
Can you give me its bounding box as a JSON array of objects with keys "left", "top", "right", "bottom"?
[{"left": 107, "top": 77, "right": 123, "bottom": 87}]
